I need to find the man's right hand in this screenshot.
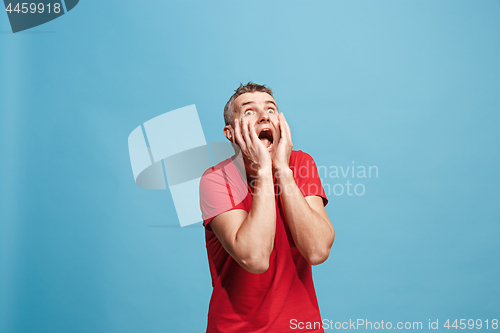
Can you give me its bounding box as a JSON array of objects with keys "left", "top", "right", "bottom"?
[
  {"left": 209, "top": 117, "right": 276, "bottom": 274},
  {"left": 232, "top": 118, "right": 272, "bottom": 175}
]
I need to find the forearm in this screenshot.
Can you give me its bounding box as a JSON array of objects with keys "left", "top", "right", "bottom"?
[
  {"left": 277, "top": 168, "right": 334, "bottom": 265},
  {"left": 233, "top": 170, "right": 276, "bottom": 272}
]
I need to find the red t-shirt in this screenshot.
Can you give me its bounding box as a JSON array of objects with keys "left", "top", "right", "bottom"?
[{"left": 199, "top": 150, "right": 328, "bottom": 333}]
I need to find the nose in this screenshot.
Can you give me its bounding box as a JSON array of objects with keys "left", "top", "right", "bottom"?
[{"left": 257, "top": 109, "right": 271, "bottom": 123}]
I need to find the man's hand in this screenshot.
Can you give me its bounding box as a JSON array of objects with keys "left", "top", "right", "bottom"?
[
  {"left": 273, "top": 113, "right": 293, "bottom": 175},
  {"left": 272, "top": 113, "right": 334, "bottom": 265},
  {"left": 211, "top": 117, "right": 277, "bottom": 274},
  {"left": 232, "top": 118, "right": 272, "bottom": 175}
]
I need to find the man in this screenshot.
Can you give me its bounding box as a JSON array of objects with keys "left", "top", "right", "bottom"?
[{"left": 199, "top": 83, "right": 334, "bottom": 332}]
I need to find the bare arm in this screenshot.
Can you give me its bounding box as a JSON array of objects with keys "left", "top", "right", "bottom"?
[
  {"left": 210, "top": 172, "right": 275, "bottom": 274},
  {"left": 210, "top": 118, "right": 276, "bottom": 274},
  {"left": 273, "top": 113, "right": 334, "bottom": 265},
  {"left": 277, "top": 171, "right": 334, "bottom": 265}
]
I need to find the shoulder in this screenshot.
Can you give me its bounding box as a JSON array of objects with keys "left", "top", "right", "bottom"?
[
  {"left": 289, "top": 150, "right": 328, "bottom": 205},
  {"left": 200, "top": 157, "right": 250, "bottom": 227},
  {"left": 200, "top": 158, "right": 233, "bottom": 187},
  {"left": 289, "top": 150, "right": 322, "bottom": 182},
  {"left": 199, "top": 156, "right": 248, "bottom": 201},
  {"left": 289, "top": 150, "right": 316, "bottom": 167}
]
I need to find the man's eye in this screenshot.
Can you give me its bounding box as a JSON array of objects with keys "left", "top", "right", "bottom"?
[
  {"left": 267, "top": 109, "right": 275, "bottom": 114},
  {"left": 244, "top": 110, "right": 254, "bottom": 116}
]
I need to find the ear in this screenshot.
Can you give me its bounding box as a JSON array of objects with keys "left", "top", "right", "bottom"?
[{"left": 224, "top": 125, "right": 234, "bottom": 143}]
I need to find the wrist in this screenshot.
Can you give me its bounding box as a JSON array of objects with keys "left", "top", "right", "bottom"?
[
  {"left": 251, "top": 168, "right": 275, "bottom": 196},
  {"left": 255, "top": 166, "right": 273, "bottom": 179},
  {"left": 274, "top": 167, "right": 293, "bottom": 180},
  {"left": 246, "top": 160, "right": 272, "bottom": 177}
]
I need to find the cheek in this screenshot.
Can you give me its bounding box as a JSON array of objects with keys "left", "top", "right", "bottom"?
[
  {"left": 273, "top": 121, "right": 281, "bottom": 137},
  {"left": 276, "top": 131, "right": 282, "bottom": 142}
]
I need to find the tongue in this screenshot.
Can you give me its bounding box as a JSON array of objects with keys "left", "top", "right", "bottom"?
[{"left": 260, "top": 138, "right": 271, "bottom": 148}]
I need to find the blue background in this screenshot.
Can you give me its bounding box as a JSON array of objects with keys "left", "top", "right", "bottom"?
[{"left": 1, "top": 1, "right": 499, "bottom": 332}]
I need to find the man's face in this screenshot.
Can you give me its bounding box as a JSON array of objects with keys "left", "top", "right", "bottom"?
[{"left": 230, "top": 92, "right": 280, "bottom": 158}]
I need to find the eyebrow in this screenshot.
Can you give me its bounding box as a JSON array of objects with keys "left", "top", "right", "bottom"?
[{"left": 241, "top": 100, "right": 278, "bottom": 108}]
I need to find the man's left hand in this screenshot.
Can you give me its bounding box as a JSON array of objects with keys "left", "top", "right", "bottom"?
[{"left": 272, "top": 113, "right": 293, "bottom": 174}]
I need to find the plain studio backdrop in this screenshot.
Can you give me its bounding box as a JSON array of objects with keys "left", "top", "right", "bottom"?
[{"left": 1, "top": 1, "right": 499, "bottom": 332}]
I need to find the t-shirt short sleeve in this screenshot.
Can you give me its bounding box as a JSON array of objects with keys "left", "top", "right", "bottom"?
[
  {"left": 199, "top": 161, "right": 249, "bottom": 227},
  {"left": 290, "top": 151, "right": 328, "bottom": 206}
]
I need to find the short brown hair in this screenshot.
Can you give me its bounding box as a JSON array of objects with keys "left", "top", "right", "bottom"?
[{"left": 224, "top": 83, "right": 274, "bottom": 126}]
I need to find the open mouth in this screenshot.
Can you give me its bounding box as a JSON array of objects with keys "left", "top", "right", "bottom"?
[{"left": 258, "top": 128, "right": 274, "bottom": 151}]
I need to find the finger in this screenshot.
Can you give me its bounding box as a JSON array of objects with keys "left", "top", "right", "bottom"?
[
  {"left": 230, "top": 128, "right": 235, "bottom": 144},
  {"left": 248, "top": 120, "right": 260, "bottom": 145},
  {"left": 277, "top": 113, "right": 286, "bottom": 144},
  {"left": 233, "top": 119, "right": 246, "bottom": 150},
  {"left": 241, "top": 118, "right": 252, "bottom": 147},
  {"left": 280, "top": 113, "right": 292, "bottom": 142},
  {"left": 248, "top": 121, "right": 260, "bottom": 145}
]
